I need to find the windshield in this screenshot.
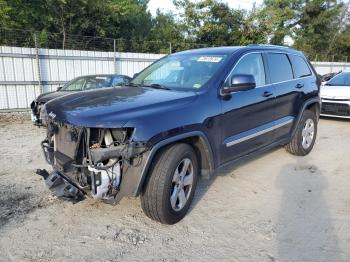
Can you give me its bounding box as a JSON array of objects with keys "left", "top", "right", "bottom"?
[
  {"left": 326, "top": 73, "right": 350, "bottom": 86},
  {"left": 131, "top": 54, "right": 228, "bottom": 90},
  {"left": 60, "top": 76, "right": 113, "bottom": 91}
]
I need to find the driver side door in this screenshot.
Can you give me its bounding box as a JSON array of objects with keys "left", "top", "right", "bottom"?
[{"left": 220, "top": 52, "right": 276, "bottom": 164}]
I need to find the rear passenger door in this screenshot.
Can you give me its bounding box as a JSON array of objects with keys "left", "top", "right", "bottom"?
[{"left": 266, "top": 53, "right": 306, "bottom": 141}]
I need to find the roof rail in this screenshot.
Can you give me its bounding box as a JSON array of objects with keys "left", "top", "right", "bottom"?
[{"left": 247, "top": 44, "right": 292, "bottom": 49}]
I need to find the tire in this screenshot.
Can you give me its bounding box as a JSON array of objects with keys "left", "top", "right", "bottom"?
[
  {"left": 141, "top": 143, "right": 199, "bottom": 224},
  {"left": 285, "top": 109, "right": 317, "bottom": 156}
]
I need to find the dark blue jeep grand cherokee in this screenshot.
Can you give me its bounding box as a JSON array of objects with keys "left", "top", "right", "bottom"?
[{"left": 38, "top": 45, "right": 320, "bottom": 224}]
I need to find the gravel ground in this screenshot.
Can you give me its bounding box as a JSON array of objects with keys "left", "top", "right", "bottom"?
[{"left": 0, "top": 114, "right": 349, "bottom": 261}]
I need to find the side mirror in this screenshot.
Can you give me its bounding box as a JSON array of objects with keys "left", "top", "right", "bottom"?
[
  {"left": 133, "top": 73, "right": 139, "bottom": 78},
  {"left": 56, "top": 86, "right": 63, "bottom": 91},
  {"left": 221, "top": 74, "right": 256, "bottom": 95}
]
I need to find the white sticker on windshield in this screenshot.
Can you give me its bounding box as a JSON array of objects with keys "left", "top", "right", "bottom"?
[
  {"left": 197, "top": 56, "right": 223, "bottom": 63},
  {"left": 95, "top": 77, "right": 108, "bottom": 80}
]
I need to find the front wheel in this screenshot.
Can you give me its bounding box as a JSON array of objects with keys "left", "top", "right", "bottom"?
[
  {"left": 285, "top": 109, "right": 318, "bottom": 156},
  {"left": 141, "top": 143, "right": 198, "bottom": 224}
]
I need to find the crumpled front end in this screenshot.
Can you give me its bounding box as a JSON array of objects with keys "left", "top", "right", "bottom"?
[{"left": 37, "top": 119, "right": 150, "bottom": 204}]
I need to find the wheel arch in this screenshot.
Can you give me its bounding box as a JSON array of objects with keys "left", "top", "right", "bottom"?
[
  {"left": 291, "top": 97, "right": 321, "bottom": 138},
  {"left": 306, "top": 101, "right": 320, "bottom": 121},
  {"left": 135, "top": 131, "right": 215, "bottom": 196}
]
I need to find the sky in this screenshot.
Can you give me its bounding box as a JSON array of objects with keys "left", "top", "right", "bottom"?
[{"left": 148, "top": 0, "right": 264, "bottom": 16}]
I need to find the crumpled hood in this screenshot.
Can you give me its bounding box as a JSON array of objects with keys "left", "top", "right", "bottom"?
[
  {"left": 36, "top": 91, "right": 72, "bottom": 103},
  {"left": 320, "top": 85, "right": 350, "bottom": 99},
  {"left": 44, "top": 86, "right": 197, "bottom": 128}
]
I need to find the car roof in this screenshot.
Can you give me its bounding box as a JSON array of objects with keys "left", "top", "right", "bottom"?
[
  {"left": 75, "top": 74, "right": 130, "bottom": 79},
  {"left": 174, "top": 44, "right": 303, "bottom": 56}
]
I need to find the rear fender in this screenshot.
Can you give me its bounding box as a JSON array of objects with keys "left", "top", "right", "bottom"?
[{"left": 291, "top": 97, "right": 321, "bottom": 138}]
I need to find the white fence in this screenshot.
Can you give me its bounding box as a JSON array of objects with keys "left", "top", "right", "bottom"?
[
  {"left": 0, "top": 46, "right": 165, "bottom": 110},
  {"left": 311, "top": 61, "right": 350, "bottom": 75},
  {"left": 0, "top": 45, "right": 350, "bottom": 110}
]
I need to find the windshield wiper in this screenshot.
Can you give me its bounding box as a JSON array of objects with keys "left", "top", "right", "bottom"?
[
  {"left": 143, "top": 83, "right": 171, "bottom": 90},
  {"left": 124, "top": 82, "right": 140, "bottom": 87}
]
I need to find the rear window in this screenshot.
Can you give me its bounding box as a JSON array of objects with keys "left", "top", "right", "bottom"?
[
  {"left": 268, "top": 53, "right": 294, "bottom": 83},
  {"left": 290, "top": 55, "right": 312, "bottom": 78}
]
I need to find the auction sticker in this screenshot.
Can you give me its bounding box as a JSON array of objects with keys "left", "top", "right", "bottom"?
[{"left": 197, "top": 56, "right": 223, "bottom": 63}]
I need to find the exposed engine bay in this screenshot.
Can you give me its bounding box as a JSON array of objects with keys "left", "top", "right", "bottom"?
[{"left": 37, "top": 119, "right": 149, "bottom": 204}]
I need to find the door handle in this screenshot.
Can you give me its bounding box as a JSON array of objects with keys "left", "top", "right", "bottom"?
[
  {"left": 262, "top": 91, "right": 273, "bottom": 97},
  {"left": 295, "top": 83, "right": 304, "bottom": 89}
]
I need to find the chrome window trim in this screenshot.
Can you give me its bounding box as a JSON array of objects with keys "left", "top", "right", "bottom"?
[
  {"left": 223, "top": 51, "right": 267, "bottom": 90},
  {"left": 226, "top": 118, "right": 293, "bottom": 147},
  {"left": 221, "top": 51, "right": 315, "bottom": 95},
  {"left": 288, "top": 54, "right": 313, "bottom": 78}
]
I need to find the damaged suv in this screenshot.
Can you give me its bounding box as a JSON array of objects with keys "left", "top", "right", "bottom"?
[{"left": 37, "top": 45, "right": 320, "bottom": 224}]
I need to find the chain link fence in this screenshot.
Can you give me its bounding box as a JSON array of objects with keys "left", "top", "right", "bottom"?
[
  {"left": 1, "top": 27, "right": 349, "bottom": 62},
  {"left": 0, "top": 28, "right": 216, "bottom": 54}
]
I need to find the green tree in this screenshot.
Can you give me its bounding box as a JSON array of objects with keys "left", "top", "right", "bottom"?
[
  {"left": 174, "top": 0, "right": 262, "bottom": 47},
  {"left": 258, "top": 0, "right": 346, "bottom": 60},
  {"left": 0, "top": 0, "right": 154, "bottom": 51},
  {"left": 258, "top": 0, "right": 303, "bottom": 45},
  {"left": 293, "top": 0, "right": 346, "bottom": 60},
  {"left": 147, "top": 10, "right": 185, "bottom": 53}
]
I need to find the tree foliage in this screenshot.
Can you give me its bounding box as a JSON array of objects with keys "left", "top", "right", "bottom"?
[{"left": 0, "top": 0, "right": 349, "bottom": 60}]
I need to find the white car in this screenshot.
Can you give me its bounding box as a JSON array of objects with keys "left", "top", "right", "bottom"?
[{"left": 320, "top": 72, "right": 350, "bottom": 119}]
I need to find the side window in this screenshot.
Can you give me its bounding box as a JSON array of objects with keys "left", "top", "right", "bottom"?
[
  {"left": 84, "top": 77, "right": 111, "bottom": 90},
  {"left": 111, "top": 76, "right": 124, "bottom": 86},
  {"left": 268, "top": 53, "right": 293, "bottom": 83},
  {"left": 227, "top": 53, "right": 266, "bottom": 87},
  {"left": 289, "top": 55, "right": 312, "bottom": 78},
  {"left": 63, "top": 78, "right": 85, "bottom": 91},
  {"left": 123, "top": 77, "right": 131, "bottom": 85}
]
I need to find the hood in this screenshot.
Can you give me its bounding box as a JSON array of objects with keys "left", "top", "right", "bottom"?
[
  {"left": 320, "top": 85, "right": 350, "bottom": 99},
  {"left": 45, "top": 86, "right": 197, "bottom": 127},
  {"left": 36, "top": 91, "right": 73, "bottom": 103}
]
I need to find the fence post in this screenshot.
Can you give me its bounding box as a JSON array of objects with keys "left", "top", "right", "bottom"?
[
  {"left": 34, "top": 33, "right": 43, "bottom": 94},
  {"left": 113, "top": 39, "right": 117, "bottom": 73},
  {"left": 169, "top": 41, "right": 172, "bottom": 54}
]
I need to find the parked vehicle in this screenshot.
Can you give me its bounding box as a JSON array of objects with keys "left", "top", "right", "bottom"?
[
  {"left": 36, "top": 45, "right": 320, "bottom": 224},
  {"left": 320, "top": 72, "right": 350, "bottom": 118},
  {"left": 320, "top": 71, "right": 342, "bottom": 85},
  {"left": 30, "top": 74, "right": 131, "bottom": 126}
]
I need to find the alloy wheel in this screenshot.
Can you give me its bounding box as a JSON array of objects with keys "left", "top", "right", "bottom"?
[{"left": 170, "top": 158, "right": 194, "bottom": 212}]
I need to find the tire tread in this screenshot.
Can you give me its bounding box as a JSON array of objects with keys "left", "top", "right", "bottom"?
[
  {"left": 141, "top": 143, "right": 196, "bottom": 224},
  {"left": 285, "top": 110, "right": 317, "bottom": 156}
]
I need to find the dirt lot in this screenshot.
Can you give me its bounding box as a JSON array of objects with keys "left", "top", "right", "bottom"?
[{"left": 0, "top": 113, "right": 349, "bottom": 261}]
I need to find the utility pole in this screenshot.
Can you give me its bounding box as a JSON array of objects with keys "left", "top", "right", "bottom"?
[
  {"left": 113, "top": 39, "right": 117, "bottom": 73},
  {"left": 34, "top": 33, "right": 43, "bottom": 94}
]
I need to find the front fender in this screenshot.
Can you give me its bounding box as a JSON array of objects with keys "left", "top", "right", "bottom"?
[{"left": 115, "top": 131, "right": 215, "bottom": 200}]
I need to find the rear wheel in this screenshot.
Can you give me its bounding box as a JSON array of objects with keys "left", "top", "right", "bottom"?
[
  {"left": 141, "top": 143, "right": 198, "bottom": 224},
  {"left": 285, "top": 109, "right": 317, "bottom": 156}
]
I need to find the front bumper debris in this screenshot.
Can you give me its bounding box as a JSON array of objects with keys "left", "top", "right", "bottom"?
[
  {"left": 36, "top": 169, "right": 85, "bottom": 203},
  {"left": 37, "top": 122, "right": 151, "bottom": 205}
]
